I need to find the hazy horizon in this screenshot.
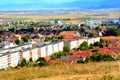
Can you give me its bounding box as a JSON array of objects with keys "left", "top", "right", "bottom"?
[{"left": 0, "top": 0, "right": 120, "bottom": 10}]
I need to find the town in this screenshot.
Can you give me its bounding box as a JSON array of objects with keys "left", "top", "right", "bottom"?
[{"left": 0, "top": 17, "right": 120, "bottom": 70}]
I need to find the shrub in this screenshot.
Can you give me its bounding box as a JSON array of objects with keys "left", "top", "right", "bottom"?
[
  {"left": 38, "top": 61, "right": 50, "bottom": 66},
  {"left": 77, "top": 59, "right": 86, "bottom": 63},
  {"left": 89, "top": 54, "right": 115, "bottom": 62},
  {"left": 92, "top": 49, "right": 99, "bottom": 52},
  {"left": 63, "top": 46, "right": 70, "bottom": 53},
  {"left": 79, "top": 41, "right": 89, "bottom": 50},
  {"left": 19, "top": 58, "right": 28, "bottom": 67},
  {"left": 29, "top": 58, "right": 33, "bottom": 62},
  {"left": 15, "top": 39, "right": 20, "bottom": 45},
  {"left": 36, "top": 57, "right": 50, "bottom": 67}
]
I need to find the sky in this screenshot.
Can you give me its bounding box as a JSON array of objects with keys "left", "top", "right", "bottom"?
[{"left": 0, "top": 0, "right": 119, "bottom": 10}]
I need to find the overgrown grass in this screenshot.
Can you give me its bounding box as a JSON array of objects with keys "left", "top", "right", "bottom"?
[{"left": 0, "top": 61, "right": 120, "bottom": 80}]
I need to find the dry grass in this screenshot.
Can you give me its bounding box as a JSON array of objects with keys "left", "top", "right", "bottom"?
[{"left": 0, "top": 61, "right": 120, "bottom": 80}]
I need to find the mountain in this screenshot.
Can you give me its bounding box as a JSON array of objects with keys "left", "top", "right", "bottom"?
[{"left": 0, "top": 0, "right": 119, "bottom": 11}]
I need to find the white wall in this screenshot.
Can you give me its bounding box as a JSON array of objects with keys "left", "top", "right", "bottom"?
[
  {"left": 53, "top": 43, "right": 59, "bottom": 53},
  {"left": 58, "top": 42, "right": 64, "bottom": 51},
  {"left": 78, "top": 39, "right": 87, "bottom": 46},
  {"left": 8, "top": 52, "right": 20, "bottom": 67},
  {"left": 70, "top": 40, "right": 78, "bottom": 50},
  {"left": 0, "top": 55, "right": 8, "bottom": 69},
  {"left": 22, "top": 51, "right": 30, "bottom": 61},
  {"left": 31, "top": 48, "right": 39, "bottom": 61},
  {"left": 87, "top": 38, "right": 95, "bottom": 45},
  {"left": 40, "top": 46, "right": 47, "bottom": 57},
  {"left": 47, "top": 44, "right": 53, "bottom": 56}
]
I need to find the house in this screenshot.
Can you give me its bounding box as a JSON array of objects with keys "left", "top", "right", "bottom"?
[{"left": 59, "top": 31, "right": 80, "bottom": 40}]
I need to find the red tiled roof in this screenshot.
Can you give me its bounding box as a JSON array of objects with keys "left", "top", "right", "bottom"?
[
  {"left": 44, "top": 56, "right": 51, "bottom": 61},
  {"left": 99, "top": 48, "right": 116, "bottom": 55},
  {"left": 72, "top": 50, "right": 92, "bottom": 59},
  {"left": 59, "top": 31, "right": 80, "bottom": 40}
]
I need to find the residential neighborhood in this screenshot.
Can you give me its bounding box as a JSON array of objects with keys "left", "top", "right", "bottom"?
[{"left": 0, "top": 17, "right": 120, "bottom": 70}]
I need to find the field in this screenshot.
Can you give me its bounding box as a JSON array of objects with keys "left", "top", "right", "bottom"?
[
  {"left": 0, "top": 11, "right": 120, "bottom": 24},
  {"left": 0, "top": 61, "right": 120, "bottom": 80}
]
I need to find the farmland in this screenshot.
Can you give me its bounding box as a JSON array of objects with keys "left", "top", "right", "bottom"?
[{"left": 0, "top": 11, "right": 120, "bottom": 24}]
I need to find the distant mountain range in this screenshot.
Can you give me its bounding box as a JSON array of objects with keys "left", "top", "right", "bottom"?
[{"left": 0, "top": 0, "right": 119, "bottom": 12}]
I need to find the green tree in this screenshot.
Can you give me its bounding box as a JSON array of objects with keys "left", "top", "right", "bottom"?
[
  {"left": 63, "top": 46, "right": 70, "bottom": 53},
  {"left": 79, "top": 41, "right": 89, "bottom": 50},
  {"left": 58, "top": 36, "right": 64, "bottom": 40},
  {"left": 19, "top": 58, "right": 28, "bottom": 67},
  {"left": 36, "top": 57, "right": 50, "bottom": 67},
  {"left": 22, "top": 36, "right": 29, "bottom": 42},
  {"left": 100, "top": 38, "right": 104, "bottom": 43},
  {"left": 33, "top": 35, "right": 40, "bottom": 39},
  {"left": 88, "top": 33, "right": 94, "bottom": 37},
  {"left": 15, "top": 39, "right": 20, "bottom": 45}
]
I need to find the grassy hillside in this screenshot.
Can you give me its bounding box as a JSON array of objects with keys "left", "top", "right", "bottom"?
[{"left": 0, "top": 61, "right": 120, "bottom": 80}]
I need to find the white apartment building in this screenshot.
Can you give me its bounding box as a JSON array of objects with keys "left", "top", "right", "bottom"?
[
  {"left": 39, "top": 41, "right": 64, "bottom": 57},
  {"left": 64, "top": 40, "right": 78, "bottom": 50},
  {"left": 31, "top": 48, "right": 39, "bottom": 61},
  {"left": 64, "top": 37, "right": 100, "bottom": 50},
  {"left": 58, "top": 42, "right": 64, "bottom": 51},
  {"left": 40, "top": 45, "right": 47, "bottom": 57},
  {"left": 8, "top": 51, "right": 20, "bottom": 67},
  {"left": 21, "top": 49, "right": 31, "bottom": 61},
  {"left": 0, "top": 54, "right": 8, "bottom": 69}
]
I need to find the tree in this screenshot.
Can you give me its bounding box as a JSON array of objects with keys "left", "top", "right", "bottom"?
[
  {"left": 19, "top": 58, "right": 28, "bottom": 67},
  {"left": 79, "top": 41, "right": 89, "bottom": 50},
  {"left": 22, "top": 36, "right": 29, "bottom": 42},
  {"left": 58, "top": 36, "right": 64, "bottom": 40},
  {"left": 36, "top": 57, "right": 50, "bottom": 67},
  {"left": 29, "top": 58, "right": 33, "bottom": 62},
  {"left": 15, "top": 39, "right": 20, "bottom": 45},
  {"left": 33, "top": 35, "right": 40, "bottom": 39},
  {"left": 93, "top": 42, "right": 103, "bottom": 48},
  {"left": 100, "top": 38, "right": 104, "bottom": 43},
  {"left": 105, "top": 28, "right": 120, "bottom": 36},
  {"left": 63, "top": 46, "right": 70, "bottom": 53},
  {"left": 88, "top": 33, "right": 94, "bottom": 37}
]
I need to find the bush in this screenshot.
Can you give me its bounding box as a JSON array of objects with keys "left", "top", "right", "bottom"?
[
  {"left": 89, "top": 54, "right": 115, "bottom": 62},
  {"left": 79, "top": 41, "right": 89, "bottom": 50},
  {"left": 15, "top": 39, "right": 20, "bottom": 45},
  {"left": 77, "top": 59, "right": 86, "bottom": 63},
  {"left": 63, "top": 46, "right": 70, "bottom": 53},
  {"left": 36, "top": 57, "right": 50, "bottom": 67},
  {"left": 19, "top": 58, "right": 28, "bottom": 67},
  {"left": 38, "top": 61, "right": 50, "bottom": 66},
  {"left": 92, "top": 49, "right": 99, "bottom": 52},
  {"left": 29, "top": 58, "right": 33, "bottom": 62},
  {"left": 93, "top": 42, "right": 103, "bottom": 48},
  {"left": 51, "top": 51, "right": 67, "bottom": 60}
]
